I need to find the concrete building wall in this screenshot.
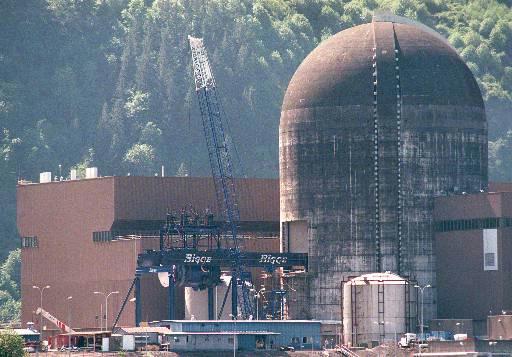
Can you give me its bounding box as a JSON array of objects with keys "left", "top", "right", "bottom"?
[{"left": 18, "top": 176, "right": 280, "bottom": 331}]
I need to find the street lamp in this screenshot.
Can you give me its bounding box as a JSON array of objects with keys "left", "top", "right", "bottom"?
[
  {"left": 250, "top": 288, "right": 265, "bottom": 320},
  {"left": 229, "top": 313, "right": 240, "bottom": 357},
  {"left": 67, "top": 296, "right": 72, "bottom": 349},
  {"left": 33, "top": 285, "right": 50, "bottom": 341},
  {"left": 93, "top": 291, "right": 119, "bottom": 331},
  {"left": 414, "top": 284, "right": 431, "bottom": 343}
]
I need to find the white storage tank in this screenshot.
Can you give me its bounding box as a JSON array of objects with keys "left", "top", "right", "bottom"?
[
  {"left": 39, "top": 172, "right": 52, "bottom": 183},
  {"left": 185, "top": 276, "right": 232, "bottom": 320},
  {"left": 85, "top": 167, "right": 98, "bottom": 179},
  {"left": 343, "top": 272, "right": 412, "bottom": 347}
]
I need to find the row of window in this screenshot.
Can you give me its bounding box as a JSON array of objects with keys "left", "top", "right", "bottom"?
[
  {"left": 92, "top": 231, "right": 112, "bottom": 242},
  {"left": 21, "top": 236, "right": 39, "bottom": 248},
  {"left": 434, "top": 217, "right": 512, "bottom": 232},
  {"left": 484, "top": 252, "right": 496, "bottom": 267}
]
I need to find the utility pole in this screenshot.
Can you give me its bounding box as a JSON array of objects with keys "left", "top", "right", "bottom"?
[
  {"left": 414, "top": 284, "right": 431, "bottom": 354},
  {"left": 33, "top": 285, "right": 50, "bottom": 344},
  {"left": 94, "top": 291, "right": 119, "bottom": 331}
]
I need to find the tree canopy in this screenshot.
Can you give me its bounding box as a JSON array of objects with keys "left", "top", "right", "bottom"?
[{"left": 0, "top": 0, "right": 511, "bottom": 322}]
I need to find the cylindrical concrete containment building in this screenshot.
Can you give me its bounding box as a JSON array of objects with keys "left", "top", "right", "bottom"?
[
  {"left": 342, "top": 272, "right": 411, "bottom": 346},
  {"left": 280, "top": 15, "right": 487, "bottom": 321}
]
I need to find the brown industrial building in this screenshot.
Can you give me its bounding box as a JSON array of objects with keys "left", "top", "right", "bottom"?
[
  {"left": 434, "top": 182, "right": 512, "bottom": 333},
  {"left": 18, "top": 176, "right": 280, "bottom": 333}
]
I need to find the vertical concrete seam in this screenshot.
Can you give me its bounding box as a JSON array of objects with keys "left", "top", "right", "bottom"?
[
  {"left": 393, "top": 24, "right": 403, "bottom": 276},
  {"left": 371, "top": 22, "right": 382, "bottom": 272}
]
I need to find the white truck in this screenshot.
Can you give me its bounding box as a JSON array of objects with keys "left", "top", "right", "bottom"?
[{"left": 399, "top": 333, "right": 417, "bottom": 348}]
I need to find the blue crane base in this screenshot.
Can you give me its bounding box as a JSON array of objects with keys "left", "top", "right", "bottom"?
[{"left": 133, "top": 249, "right": 308, "bottom": 324}]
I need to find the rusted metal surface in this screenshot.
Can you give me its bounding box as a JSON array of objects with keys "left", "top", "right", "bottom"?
[
  {"left": 18, "top": 176, "right": 280, "bottom": 329},
  {"left": 280, "top": 17, "right": 487, "bottom": 321}
]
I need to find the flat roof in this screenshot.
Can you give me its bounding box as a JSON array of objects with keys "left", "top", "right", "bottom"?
[
  {"left": 62, "top": 331, "right": 109, "bottom": 336},
  {"left": 4, "top": 329, "right": 40, "bottom": 336},
  {"left": 160, "top": 320, "right": 321, "bottom": 324},
  {"left": 119, "top": 327, "right": 171, "bottom": 334},
  {"left": 166, "top": 331, "right": 280, "bottom": 336}
]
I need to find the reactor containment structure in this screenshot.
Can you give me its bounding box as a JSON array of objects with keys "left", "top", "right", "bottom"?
[{"left": 279, "top": 14, "right": 487, "bottom": 324}]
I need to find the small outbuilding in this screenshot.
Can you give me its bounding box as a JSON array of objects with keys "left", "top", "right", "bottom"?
[{"left": 151, "top": 320, "right": 322, "bottom": 351}]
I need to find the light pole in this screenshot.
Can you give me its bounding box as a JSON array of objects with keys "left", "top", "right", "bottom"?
[
  {"left": 33, "top": 285, "right": 50, "bottom": 341},
  {"left": 250, "top": 288, "right": 265, "bottom": 320},
  {"left": 229, "top": 313, "right": 240, "bottom": 357},
  {"left": 414, "top": 284, "right": 431, "bottom": 340},
  {"left": 93, "top": 291, "right": 119, "bottom": 331},
  {"left": 67, "top": 296, "right": 72, "bottom": 349}
]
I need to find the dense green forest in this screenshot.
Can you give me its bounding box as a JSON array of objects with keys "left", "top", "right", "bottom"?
[{"left": 0, "top": 0, "right": 511, "bottom": 322}]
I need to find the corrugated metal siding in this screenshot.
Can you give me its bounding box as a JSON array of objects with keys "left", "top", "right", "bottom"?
[
  {"left": 18, "top": 176, "right": 279, "bottom": 330},
  {"left": 113, "top": 176, "right": 278, "bottom": 222},
  {"left": 435, "top": 192, "right": 512, "bottom": 320},
  {"left": 174, "top": 321, "right": 321, "bottom": 348}
]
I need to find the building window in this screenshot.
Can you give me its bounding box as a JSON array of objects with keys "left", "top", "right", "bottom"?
[
  {"left": 292, "top": 337, "right": 300, "bottom": 344},
  {"left": 435, "top": 217, "right": 512, "bottom": 233},
  {"left": 21, "top": 236, "right": 38, "bottom": 248},
  {"left": 303, "top": 337, "right": 308, "bottom": 343},
  {"left": 92, "top": 231, "right": 112, "bottom": 242},
  {"left": 485, "top": 253, "right": 495, "bottom": 267},
  {"left": 228, "top": 337, "right": 234, "bottom": 344}
]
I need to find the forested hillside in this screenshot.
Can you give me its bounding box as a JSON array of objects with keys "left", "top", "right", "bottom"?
[{"left": 0, "top": 0, "right": 511, "bottom": 322}]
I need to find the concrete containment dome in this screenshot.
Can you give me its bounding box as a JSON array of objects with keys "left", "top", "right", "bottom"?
[{"left": 280, "top": 15, "right": 487, "bottom": 322}]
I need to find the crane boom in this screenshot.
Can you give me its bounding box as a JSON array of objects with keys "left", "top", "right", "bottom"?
[
  {"left": 35, "top": 307, "right": 75, "bottom": 333},
  {"left": 188, "top": 36, "right": 240, "bottom": 249}
]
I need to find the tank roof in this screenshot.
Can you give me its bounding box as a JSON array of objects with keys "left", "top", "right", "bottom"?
[
  {"left": 348, "top": 272, "right": 407, "bottom": 285},
  {"left": 282, "top": 16, "right": 483, "bottom": 111}
]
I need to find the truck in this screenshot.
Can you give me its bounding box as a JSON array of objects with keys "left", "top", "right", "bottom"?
[{"left": 399, "top": 333, "right": 417, "bottom": 348}]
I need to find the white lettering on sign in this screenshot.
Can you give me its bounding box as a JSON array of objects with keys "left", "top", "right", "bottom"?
[
  {"left": 259, "top": 254, "right": 288, "bottom": 265},
  {"left": 184, "top": 253, "right": 213, "bottom": 264}
]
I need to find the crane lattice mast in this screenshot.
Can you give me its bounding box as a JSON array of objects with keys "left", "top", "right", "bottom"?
[
  {"left": 113, "top": 39, "right": 308, "bottom": 324},
  {"left": 188, "top": 36, "right": 240, "bottom": 249}
]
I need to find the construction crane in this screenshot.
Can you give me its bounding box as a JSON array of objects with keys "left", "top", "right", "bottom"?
[
  {"left": 35, "top": 308, "right": 75, "bottom": 333},
  {"left": 188, "top": 36, "right": 240, "bottom": 247},
  {"left": 188, "top": 35, "right": 247, "bottom": 317},
  {"left": 113, "top": 38, "right": 308, "bottom": 327}
]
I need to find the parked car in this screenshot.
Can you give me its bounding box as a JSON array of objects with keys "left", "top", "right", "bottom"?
[{"left": 279, "top": 346, "right": 295, "bottom": 351}]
